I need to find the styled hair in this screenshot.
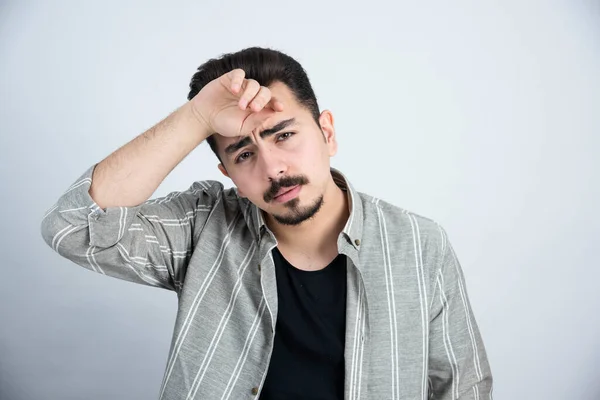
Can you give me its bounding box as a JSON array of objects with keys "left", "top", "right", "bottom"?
[{"left": 187, "top": 47, "right": 321, "bottom": 162}]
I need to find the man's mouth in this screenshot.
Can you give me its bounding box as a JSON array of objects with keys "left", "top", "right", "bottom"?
[
  {"left": 274, "top": 186, "right": 298, "bottom": 198},
  {"left": 271, "top": 185, "right": 302, "bottom": 203}
]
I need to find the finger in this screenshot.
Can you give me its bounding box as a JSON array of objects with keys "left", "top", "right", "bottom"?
[
  {"left": 248, "top": 86, "right": 272, "bottom": 112},
  {"left": 241, "top": 108, "right": 276, "bottom": 135},
  {"left": 267, "top": 98, "right": 284, "bottom": 112},
  {"left": 228, "top": 69, "right": 246, "bottom": 94},
  {"left": 238, "top": 79, "right": 260, "bottom": 110}
]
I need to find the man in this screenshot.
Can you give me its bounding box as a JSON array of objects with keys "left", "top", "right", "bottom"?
[{"left": 41, "top": 47, "right": 493, "bottom": 399}]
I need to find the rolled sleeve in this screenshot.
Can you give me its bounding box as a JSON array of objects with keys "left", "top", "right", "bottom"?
[{"left": 40, "top": 163, "right": 222, "bottom": 292}]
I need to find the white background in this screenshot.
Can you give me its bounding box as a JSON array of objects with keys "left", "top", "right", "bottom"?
[{"left": 1, "top": 1, "right": 599, "bottom": 399}]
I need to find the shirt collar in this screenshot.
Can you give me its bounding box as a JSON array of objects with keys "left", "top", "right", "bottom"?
[{"left": 241, "top": 168, "right": 364, "bottom": 249}]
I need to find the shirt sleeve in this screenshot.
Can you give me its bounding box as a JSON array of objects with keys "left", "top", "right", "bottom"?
[
  {"left": 40, "top": 163, "right": 223, "bottom": 293},
  {"left": 427, "top": 227, "right": 494, "bottom": 399}
]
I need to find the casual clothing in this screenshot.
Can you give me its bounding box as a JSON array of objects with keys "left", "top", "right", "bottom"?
[
  {"left": 41, "top": 163, "right": 494, "bottom": 400},
  {"left": 260, "top": 247, "right": 347, "bottom": 400}
]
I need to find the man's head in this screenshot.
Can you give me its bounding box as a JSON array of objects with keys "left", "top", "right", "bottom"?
[{"left": 187, "top": 47, "right": 339, "bottom": 226}]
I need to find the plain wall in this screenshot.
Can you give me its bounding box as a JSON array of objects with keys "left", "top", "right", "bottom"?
[{"left": 1, "top": 1, "right": 599, "bottom": 399}]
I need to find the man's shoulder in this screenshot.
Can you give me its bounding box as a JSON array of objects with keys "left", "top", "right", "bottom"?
[{"left": 356, "top": 191, "right": 447, "bottom": 244}]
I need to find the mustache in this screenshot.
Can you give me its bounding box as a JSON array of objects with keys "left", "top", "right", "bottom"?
[{"left": 264, "top": 175, "right": 309, "bottom": 203}]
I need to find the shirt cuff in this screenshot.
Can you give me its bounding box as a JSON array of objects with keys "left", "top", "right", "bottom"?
[{"left": 57, "top": 163, "right": 143, "bottom": 248}]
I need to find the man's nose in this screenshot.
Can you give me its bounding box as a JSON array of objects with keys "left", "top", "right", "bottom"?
[{"left": 258, "top": 147, "right": 287, "bottom": 182}]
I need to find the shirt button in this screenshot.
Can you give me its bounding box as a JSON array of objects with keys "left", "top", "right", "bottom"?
[
  {"left": 251, "top": 387, "right": 259, "bottom": 395},
  {"left": 354, "top": 239, "right": 361, "bottom": 246}
]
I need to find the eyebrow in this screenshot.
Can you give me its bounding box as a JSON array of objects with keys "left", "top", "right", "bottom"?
[{"left": 223, "top": 118, "right": 297, "bottom": 156}]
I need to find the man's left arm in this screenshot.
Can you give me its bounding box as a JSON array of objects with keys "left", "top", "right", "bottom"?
[{"left": 427, "top": 228, "right": 493, "bottom": 399}]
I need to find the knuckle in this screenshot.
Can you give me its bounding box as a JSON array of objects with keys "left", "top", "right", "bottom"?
[
  {"left": 228, "top": 69, "right": 241, "bottom": 82},
  {"left": 260, "top": 86, "right": 271, "bottom": 98},
  {"left": 251, "top": 98, "right": 264, "bottom": 109},
  {"left": 243, "top": 81, "right": 260, "bottom": 99}
]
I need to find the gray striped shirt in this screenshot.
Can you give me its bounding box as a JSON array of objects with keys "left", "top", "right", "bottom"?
[{"left": 41, "top": 163, "right": 493, "bottom": 400}]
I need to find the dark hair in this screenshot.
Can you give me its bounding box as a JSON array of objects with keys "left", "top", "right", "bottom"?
[{"left": 187, "top": 47, "right": 321, "bottom": 162}]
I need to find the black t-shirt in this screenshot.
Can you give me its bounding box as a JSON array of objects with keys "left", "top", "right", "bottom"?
[{"left": 259, "top": 247, "right": 347, "bottom": 400}]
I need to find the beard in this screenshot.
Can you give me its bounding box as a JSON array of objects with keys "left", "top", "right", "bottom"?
[
  {"left": 271, "top": 194, "right": 324, "bottom": 226},
  {"left": 262, "top": 173, "right": 325, "bottom": 226}
]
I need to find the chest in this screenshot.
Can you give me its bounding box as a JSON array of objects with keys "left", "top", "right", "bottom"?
[{"left": 168, "top": 232, "right": 432, "bottom": 399}]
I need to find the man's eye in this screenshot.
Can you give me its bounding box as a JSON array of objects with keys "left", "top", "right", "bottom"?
[
  {"left": 236, "top": 152, "right": 252, "bottom": 163},
  {"left": 277, "top": 132, "right": 294, "bottom": 141}
]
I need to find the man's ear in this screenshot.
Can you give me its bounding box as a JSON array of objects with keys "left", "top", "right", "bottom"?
[
  {"left": 218, "top": 163, "right": 229, "bottom": 178},
  {"left": 319, "top": 110, "right": 337, "bottom": 157}
]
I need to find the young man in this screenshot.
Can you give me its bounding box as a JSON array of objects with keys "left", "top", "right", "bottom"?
[{"left": 41, "top": 47, "right": 493, "bottom": 399}]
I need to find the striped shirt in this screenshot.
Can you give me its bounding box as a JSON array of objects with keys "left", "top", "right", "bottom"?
[{"left": 41, "top": 163, "right": 493, "bottom": 400}]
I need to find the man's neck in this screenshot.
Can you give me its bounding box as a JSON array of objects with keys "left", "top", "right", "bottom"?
[{"left": 265, "top": 177, "right": 349, "bottom": 255}]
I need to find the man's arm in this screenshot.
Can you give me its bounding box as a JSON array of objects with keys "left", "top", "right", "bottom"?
[
  {"left": 40, "top": 103, "right": 220, "bottom": 291},
  {"left": 88, "top": 101, "right": 210, "bottom": 209},
  {"left": 428, "top": 227, "right": 494, "bottom": 399}
]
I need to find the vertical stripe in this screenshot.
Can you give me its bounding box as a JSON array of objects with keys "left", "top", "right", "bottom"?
[
  {"left": 117, "top": 207, "right": 125, "bottom": 241},
  {"left": 450, "top": 246, "right": 484, "bottom": 381},
  {"left": 342, "top": 183, "right": 355, "bottom": 234},
  {"left": 437, "top": 273, "right": 460, "bottom": 399},
  {"left": 441, "top": 226, "right": 485, "bottom": 386},
  {"left": 349, "top": 270, "right": 363, "bottom": 400},
  {"left": 380, "top": 205, "right": 400, "bottom": 400},
  {"left": 85, "top": 245, "right": 98, "bottom": 273},
  {"left": 407, "top": 212, "right": 429, "bottom": 399},
  {"left": 356, "top": 295, "right": 366, "bottom": 399},
  {"left": 375, "top": 199, "right": 399, "bottom": 400},
  {"left": 437, "top": 225, "right": 447, "bottom": 254},
  {"left": 87, "top": 245, "right": 105, "bottom": 275}
]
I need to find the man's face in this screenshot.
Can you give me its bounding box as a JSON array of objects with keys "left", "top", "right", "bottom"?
[{"left": 215, "top": 81, "right": 337, "bottom": 226}]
